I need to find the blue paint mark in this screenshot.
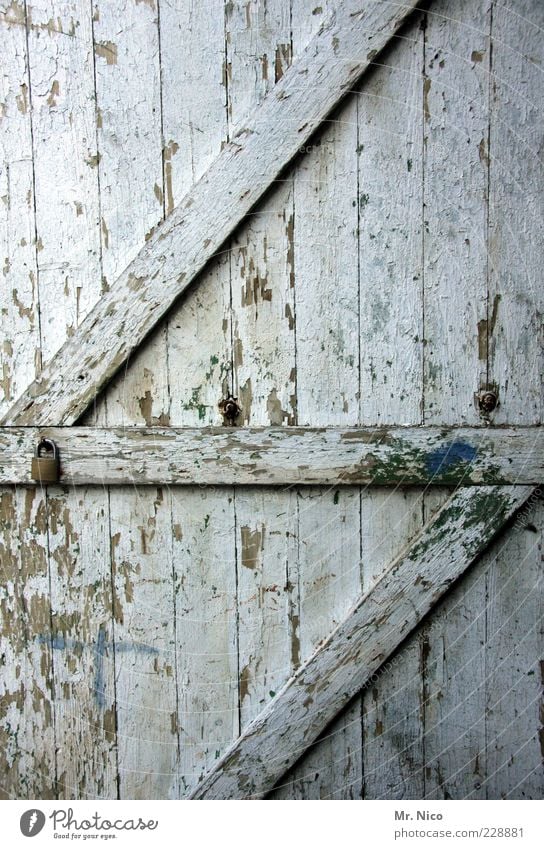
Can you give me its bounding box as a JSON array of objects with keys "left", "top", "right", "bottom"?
[
  {"left": 94, "top": 625, "right": 107, "bottom": 710},
  {"left": 426, "top": 441, "right": 478, "bottom": 478},
  {"left": 38, "top": 630, "right": 159, "bottom": 710}
]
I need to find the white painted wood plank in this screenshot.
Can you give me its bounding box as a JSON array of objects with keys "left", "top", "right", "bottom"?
[
  {"left": 293, "top": 104, "right": 360, "bottom": 426},
  {"left": 481, "top": 1, "right": 543, "bottom": 800},
  {"left": 2, "top": 0, "right": 422, "bottom": 426},
  {"left": 1, "top": 425, "right": 542, "bottom": 486},
  {"left": 158, "top": 3, "right": 240, "bottom": 802},
  {"left": 422, "top": 0, "right": 491, "bottom": 424},
  {"left": 235, "top": 488, "right": 298, "bottom": 726},
  {"left": 358, "top": 14, "right": 424, "bottom": 426},
  {"left": 25, "top": 0, "right": 102, "bottom": 364},
  {"left": 0, "top": 487, "right": 56, "bottom": 798},
  {"left": 273, "top": 487, "right": 363, "bottom": 799},
  {"left": 488, "top": 0, "right": 544, "bottom": 425},
  {"left": 354, "top": 12, "right": 426, "bottom": 801},
  {"left": 0, "top": 3, "right": 41, "bottom": 420},
  {"left": 421, "top": 0, "right": 493, "bottom": 800},
  {"left": 223, "top": 2, "right": 300, "bottom": 760},
  {"left": 159, "top": 0, "right": 227, "bottom": 203},
  {"left": 166, "top": 259, "right": 232, "bottom": 427},
  {"left": 229, "top": 180, "right": 296, "bottom": 425},
  {"left": 421, "top": 486, "right": 486, "bottom": 799},
  {"left": 91, "top": 0, "right": 168, "bottom": 427},
  {"left": 47, "top": 487, "right": 117, "bottom": 798},
  {"left": 170, "top": 488, "right": 239, "bottom": 796},
  {"left": 160, "top": 0, "right": 231, "bottom": 429},
  {"left": 109, "top": 486, "right": 178, "bottom": 799},
  {"left": 158, "top": 2, "right": 237, "bottom": 801},
  {"left": 360, "top": 488, "right": 426, "bottom": 799},
  {"left": 88, "top": 2, "right": 176, "bottom": 802},
  {"left": 275, "top": 0, "right": 363, "bottom": 800},
  {"left": 484, "top": 496, "right": 543, "bottom": 799},
  {"left": 191, "top": 485, "right": 533, "bottom": 799}
]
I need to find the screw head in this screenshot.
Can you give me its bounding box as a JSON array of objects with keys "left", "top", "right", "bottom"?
[
  {"left": 478, "top": 390, "right": 498, "bottom": 414},
  {"left": 218, "top": 394, "right": 242, "bottom": 424}
]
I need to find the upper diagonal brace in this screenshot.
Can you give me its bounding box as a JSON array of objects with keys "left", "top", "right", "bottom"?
[{"left": 2, "top": 0, "right": 423, "bottom": 426}]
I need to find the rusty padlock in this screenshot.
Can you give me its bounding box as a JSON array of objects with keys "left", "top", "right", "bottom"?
[{"left": 31, "top": 438, "right": 60, "bottom": 484}]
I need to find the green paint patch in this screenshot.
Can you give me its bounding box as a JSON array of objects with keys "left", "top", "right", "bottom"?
[{"left": 182, "top": 387, "right": 207, "bottom": 421}]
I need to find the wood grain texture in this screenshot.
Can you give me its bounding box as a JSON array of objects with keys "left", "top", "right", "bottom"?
[
  {"left": 109, "top": 486, "right": 178, "bottom": 799},
  {"left": 25, "top": 0, "right": 102, "bottom": 364},
  {"left": 487, "top": 0, "right": 544, "bottom": 425},
  {"left": 171, "top": 488, "right": 239, "bottom": 796},
  {"left": 358, "top": 9, "right": 424, "bottom": 426},
  {"left": 90, "top": 0, "right": 168, "bottom": 428},
  {"left": 161, "top": 0, "right": 231, "bottom": 430},
  {"left": 481, "top": 0, "right": 543, "bottom": 800},
  {"left": 47, "top": 487, "right": 117, "bottom": 799},
  {"left": 420, "top": 0, "right": 493, "bottom": 800},
  {"left": 0, "top": 487, "right": 56, "bottom": 798},
  {"left": 1, "top": 0, "right": 422, "bottom": 427},
  {"left": 483, "top": 496, "right": 543, "bottom": 799},
  {"left": 0, "top": 2, "right": 41, "bottom": 420},
  {"left": 158, "top": 1, "right": 238, "bottom": 798},
  {"left": 356, "top": 10, "right": 426, "bottom": 801},
  {"left": 224, "top": 2, "right": 301, "bottom": 776},
  {"left": 0, "top": 426, "right": 541, "bottom": 486},
  {"left": 360, "top": 488, "right": 427, "bottom": 800},
  {"left": 422, "top": 0, "right": 490, "bottom": 425},
  {"left": 191, "top": 485, "right": 534, "bottom": 799}
]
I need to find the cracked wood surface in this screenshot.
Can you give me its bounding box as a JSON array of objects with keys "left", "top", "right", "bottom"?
[{"left": 191, "top": 485, "right": 535, "bottom": 799}]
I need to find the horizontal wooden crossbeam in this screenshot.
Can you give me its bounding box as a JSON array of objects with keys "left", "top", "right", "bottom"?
[
  {"left": 0, "top": 426, "right": 542, "bottom": 486},
  {"left": 1, "top": 0, "right": 422, "bottom": 427},
  {"left": 190, "top": 484, "right": 535, "bottom": 799}
]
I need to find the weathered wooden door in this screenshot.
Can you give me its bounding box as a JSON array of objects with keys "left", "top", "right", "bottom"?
[{"left": 1, "top": 0, "right": 542, "bottom": 800}]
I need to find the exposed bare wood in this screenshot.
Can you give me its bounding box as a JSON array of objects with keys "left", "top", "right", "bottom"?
[
  {"left": 190, "top": 485, "right": 535, "bottom": 799},
  {"left": 1, "top": 0, "right": 423, "bottom": 427},
  {"left": 0, "top": 426, "right": 541, "bottom": 486}
]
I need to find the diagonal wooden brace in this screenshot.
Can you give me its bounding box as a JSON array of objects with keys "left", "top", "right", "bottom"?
[{"left": 190, "top": 485, "right": 536, "bottom": 799}]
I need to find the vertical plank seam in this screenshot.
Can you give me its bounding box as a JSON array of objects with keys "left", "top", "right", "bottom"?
[
  {"left": 105, "top": 486, "right": 120, "bottom": 799},
  {"left": 419, "top": 15, "right": 429, "bottom": 796},
  {"left": 168, "top": 489, "right": 181, "bottom": 797},
  {"left": 21, "top": 0, "right": 43, "bottom": 377},
  {"left": 484, "top": 3, "right": 495, "bottom": 797},
  {"left": 43, "top": 488, "right": 59, "bottom": 797},
  {"left": 89, "top": 0, "right": 107, "bottom": 424},
  {"left": 421, "top": 487, "right": 430, "bottom": 798},
  {"left": 21, "top": 0, "right": 57, "bottom": 793},
  {"left": 484, "top": 0, "right": 494, "bottom": 395},
  {"left": 232, "top": 486, "right": 242, "bottom": 740},
  {"left": 355, "top": 77, "right": 365, "bottom": 800},
  {"left": 156, "top": 0, "right": 173, "bottom": 424},
  {"left": 421, "top": 11, "right": 427, "bottom": 426},
  {"left": 287, "top": 0, "right": 300, "bottom": 716},
  {"left": 223, "top": 4, "right": 241, "bottom": 750},
  {"left": 288, "top": 4, "right": 302, "bottom": 774}
]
